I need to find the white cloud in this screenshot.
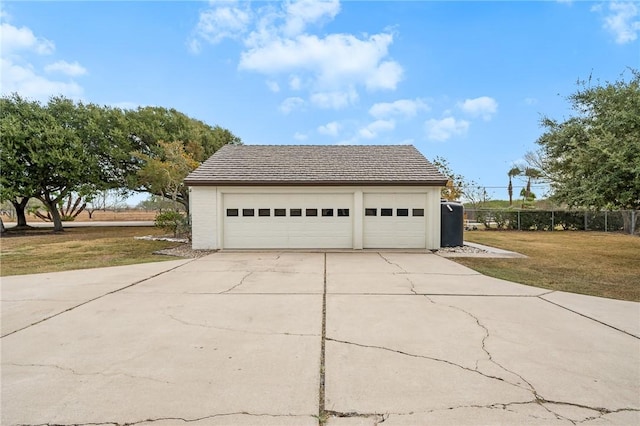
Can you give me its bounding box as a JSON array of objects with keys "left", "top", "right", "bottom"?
[
  {"left": 0, "top": 22, "right": 55, "bottom": 55},
  {"left": 524, "top": 97, "right": 538, "bottom": 105},
  {"left": 310, "top": 87, "right": 358, "bottom": 109},
  {"left": 458, "top": 96, "right": 498, "bottom": 121},
  {"left": 240, "top": 33, "right": 403, "bottom": 91},
  {"left": 283, "top": 0, "right": 340, "bottom": 37},
  {"left": 601, "top": 2, "right": 640, "bottom": 44},
  {"left": 44, "top": 60, "right": 87, "bottom": 77},
  {"left": 293, "top": 131, "right": 308, "bottom": 141},
  {"left": 191, "top": 1, "right": 404, "bottom": 109},
  {"left": 317, "top": 121, "right": 341, "bottom": 136},
  {"left": 0, "top": 20, "right": 85, "bottom": 101},
  {"left": 191, "top": 1, "right": 251, "bottom": 47},
  {"left": 289, "top": 75, "right": 302, "bottom": 90},
  {"left": 279, "top": 96, "right": 305, "bottom": 114},
  {"left": 358, "top": 119, "right": 395, "bottom": 139},
  {"left": 425, "top": 117, "right": 469, "bottom": 142},
  {"left": 1, "top": 58, "right": 83, "bottom": 101},
  {"left": 266, "top": 80, "right": 280, "bottom": 92},
  {"left": 369, "top": 98, "right": 429, "bottom": 119},
  {"left": 365, "top": 60, "right": 403, "bottom": 91}
]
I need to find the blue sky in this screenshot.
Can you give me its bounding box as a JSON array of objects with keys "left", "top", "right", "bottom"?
[{"left": 1, "top": 0, "right": 639, "bottom": 202}]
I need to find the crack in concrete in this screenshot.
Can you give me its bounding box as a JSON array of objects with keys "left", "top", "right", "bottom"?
[
  {"left": 7, "top": 363, "right": 170, "bottom": 384},
  {"left": 219, "top": 272, "right": 253, "bottom": 294},
  {"left": 1, "top": 260, "right": 196, "bottom": 339},
  {"left": 377, "top": 253, "right": 407, "bottom": 273},
  {"left": 17, "top": 412, "right": 311, "bottom": 426},
  {"left": 326, "top": 337, "right": 518, "bottom": 386},
  {"left": 417, "top": 296, "right": 638, "bottom": 423},
  {"left": 422, "top": 295, "right": 535, "bottom": 389},
  {"left": 165, "top": 313, "right": 318, "bottom": 337},
  {"left": 378, "top": 401, "right": 639, "bottom": 424}
]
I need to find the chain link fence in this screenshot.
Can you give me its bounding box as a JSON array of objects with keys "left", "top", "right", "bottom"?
[{"left": 465, "top": 209, "right": 638, "bottom": 234}]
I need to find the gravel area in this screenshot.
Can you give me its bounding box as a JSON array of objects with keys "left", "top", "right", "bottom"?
[
  {"left": 154, "top": 244, "right": 217, "bottom": 258},
  {"left": 436, "top": 245, "right": 489, "bottom": 255}
]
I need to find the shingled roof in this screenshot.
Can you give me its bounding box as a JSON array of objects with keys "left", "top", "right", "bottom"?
[{"left": 184, "top": 144, "right": 448, "bottom": 186}]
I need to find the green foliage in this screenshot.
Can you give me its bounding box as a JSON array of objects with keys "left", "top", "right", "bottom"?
[
  {"left": 535, "top": 70, "right": 640, "bottom": 213},
  {"left": 0, "top": 94, "right": 242, "bottom": 229},
  {"left": 134, "top": 141, "right": 200, "bottom": 211},
  {"left": 432, "top": 156, "right": 464, "bottom": 201},
  {"left": 126, "top": 106, "right": 241, "bottom": 211},
  {"left": 154, "top": 211, "right": 189, "bottom": 238},
  {"left": 0, "top": 94, "right": 133, "bottom": 231}
]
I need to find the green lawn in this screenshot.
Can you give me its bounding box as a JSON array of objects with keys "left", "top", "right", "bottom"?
[
  {"left": 457, "top": 230, "right": 640, "bottom": 302},
  {"left": 1, "top": 226, "right": 179, "bottom": 276}
]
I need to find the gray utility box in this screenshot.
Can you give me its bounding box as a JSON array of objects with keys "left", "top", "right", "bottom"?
[{"left": 441, "top": 201, "right": 464, "bottom": 247}]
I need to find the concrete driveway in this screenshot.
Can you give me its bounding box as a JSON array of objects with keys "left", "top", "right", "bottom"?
[{"left": 1, "top": 252, "right": 638, "bottom": 425}]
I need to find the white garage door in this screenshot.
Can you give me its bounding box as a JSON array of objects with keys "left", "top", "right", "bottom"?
[
  {"left": 223, "top": 193, "right": 353, "bottom": 249},
  {"left": 363, "top": 193, "right": 427, "bottom": 249}
]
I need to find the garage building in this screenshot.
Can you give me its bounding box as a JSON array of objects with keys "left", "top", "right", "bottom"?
[{"left": 184, "top": 145, "right": 447, "bottom": 250}]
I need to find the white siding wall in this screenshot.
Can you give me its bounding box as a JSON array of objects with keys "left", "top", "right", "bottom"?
[
  {"left": 426, "top": 187, "right": 442, "bottom": 250},
  {"left": 188, "top": 185, "right": 443, "bottom": 250},
  {"left": 190, "top": 186, "right": 218, "bottom": 249}
]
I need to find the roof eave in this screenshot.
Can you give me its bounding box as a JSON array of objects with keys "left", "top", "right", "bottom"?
[{"left": 185, "top": 180, "right": 448, "bottom": 187}]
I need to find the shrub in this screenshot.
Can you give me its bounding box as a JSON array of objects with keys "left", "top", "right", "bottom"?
[{"left": 155, "top": 211, "right": 189, "bottom": 238}]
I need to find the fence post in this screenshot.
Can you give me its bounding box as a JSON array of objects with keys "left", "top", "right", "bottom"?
[
  {"left": 517, "top": 211, "right": 521, "bottom": 231},
  {"left": 551, "top": 210, "right": 554, "bottom": 231},
  {"left": 584, "top": 211, "right": 588, "bottom": 231},
  {"left": 604, "top": 211, "right": 608, "bottom": 232}
]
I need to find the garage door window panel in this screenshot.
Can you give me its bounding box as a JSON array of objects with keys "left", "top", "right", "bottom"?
[
  {"left": 365, "top": 208, "right": 377, "bottom": 216},
  {"left": 381, "top": 208, "right": 393, "bottom": 216},
  {"left": 227, "top": 209, "right": 239, "bottom": 217},
  {"left": 306, "top": 208, "right": 318, "bottom": 217},
  {"left": 413, "top": 208, "right": 424, "bottom": 217},
  {"left": 397, "top": 208, "right": 409, "bottom": 217},
  {"left": 274, "top": 208, "right": 286, "bottom": 217},
  {"left": 243, "top": 209, "right": 255, "bottom": 217},
  {"left": 322, "top": 208, "right": 334, "bottom": 217},
  {"left": 258, "top": 208, "right": 270, "bottom": 217},
  {"left": 337, "top": 209, "right": 349, "bottom": 217},
  {"left": 290, "top": 208, "right": 302, "bottom": 217}
]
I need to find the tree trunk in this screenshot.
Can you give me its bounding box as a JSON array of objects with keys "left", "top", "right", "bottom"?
[
  {"left": 508, "top": 178, "right": 513, "bottom": 206},
  {"left": 11, "top": 197, "right": 30, "bottom": 228},
  {"left": 48, "top": 202, "right": 64, "bottom": 232},
  {"left": 40, "top": 197, "right": 64, "bottom": 232}
]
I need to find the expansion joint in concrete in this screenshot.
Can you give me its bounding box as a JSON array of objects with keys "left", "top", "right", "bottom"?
[
  {"left": 538, "top": 296, "right": 640, "bottom": 340},
  {"left": 318, "top": 252, "right": 328, "bottom": 424},
  {"left": 1, "top": 260, "right": 196, "bottom": 339}
]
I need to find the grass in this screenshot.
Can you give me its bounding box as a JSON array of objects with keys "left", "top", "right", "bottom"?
[
  {"left": 457, "top": 231, "right": 640, "bottom": 302},
  {"left": 0, "top": 226, "right": 180, "bottom": 276}
]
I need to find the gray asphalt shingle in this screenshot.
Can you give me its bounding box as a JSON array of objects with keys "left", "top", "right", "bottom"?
[{"left": 184, "top": 144, "right": 447, "bottom": 186}]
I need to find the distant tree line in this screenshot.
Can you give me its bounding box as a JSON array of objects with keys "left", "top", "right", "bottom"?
[{"left": 0, "top": 94, "right": 241, "bottom": 232}]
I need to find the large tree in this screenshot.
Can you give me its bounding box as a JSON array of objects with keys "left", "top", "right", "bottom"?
[
  {"left": 0, "top": 95, "right": 48, "bottom": 228},
  {"left": 0, "top": 94, "right": 134, "bottom": 231},
  {"left": 535, "top": 70, "right": 640, "bottom": 234},
  {"left": 127, "top": 106, "right": 241, "bottom": 211}
]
